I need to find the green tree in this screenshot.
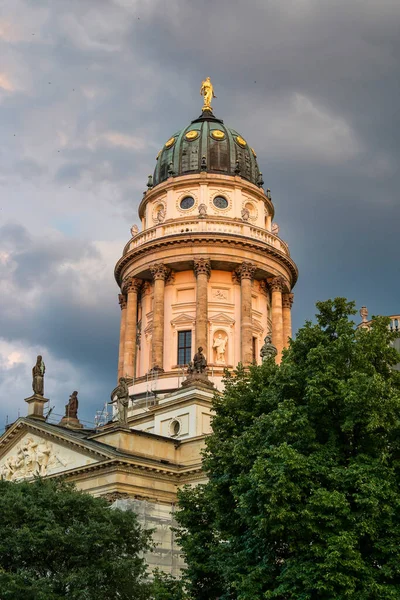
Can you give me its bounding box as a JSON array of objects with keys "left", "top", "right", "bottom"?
[
  {"left": 0, "top": 478, "right": 152, "bottom": 599},
  {"left": 176, "top": 299, "right": 400, "bottom": 599},
  {"left": 151, "top": 569, "right": 187, "bottom": 600}
]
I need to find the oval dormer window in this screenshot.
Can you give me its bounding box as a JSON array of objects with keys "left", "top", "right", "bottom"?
[
  {"left": 213, "top": 196, "right": 228, "bottom": 209},
  {"left": 180, "top": 196, "right": 195, "bottom": 210}
]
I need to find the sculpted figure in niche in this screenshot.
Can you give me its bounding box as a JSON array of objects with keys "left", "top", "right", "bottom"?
[
  {"left": 157, "top": 207, "right": 166, "bottom": 223},
  {"left": 65, "top": 391, "right": 78, "bottom": 419},
  {"left": 198, "top": 203, "right": 207, "bottom": 218},
  {"left": 213, "top": 333, "right": 227, "bottom": 364},
  {"left": 193, "top": 347, "right": 207, "bottom": 373},
  {"left": 113, "top": 377, "right": 129, "bottom": 426},
  {"left": 32, "top": 355, "right": 45, "bottom": 396},
  {"left": 241, "top": 207, "right": 250, "bottom": 221}
]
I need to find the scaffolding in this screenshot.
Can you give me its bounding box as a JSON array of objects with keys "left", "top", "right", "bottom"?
[{"left": 111, "top": 498, "right": 185, "bottom": 576}]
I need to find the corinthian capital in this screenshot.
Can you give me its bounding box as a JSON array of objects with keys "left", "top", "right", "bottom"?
[
  {"left": 123, "top": 277, "right": 142, "bottom": 294},
  {"left": 269, "top": 276, "right": 286, "bottom": 293},
  {"left": 193, "top": 257, "right": 211, "bottom": 279},
  {"left": 282, "top": 293, "right": 294, "bottom": 309},
  {"left": 118, "top": 293, "right": 127, "bottom": 310},
  {"left": 236, "top": 262, "right": 256, "bottom": 281},
  {"left": 150, "top": 263, "right": 171, "bottom": 281}
]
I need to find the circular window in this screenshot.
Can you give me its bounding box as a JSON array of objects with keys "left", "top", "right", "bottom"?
[
  {"left": 170, "top": 419, "right": 181, "bottom": 437},
  {"left": 213, "top": 196, "right": 228, "bottom": 209},
  {"left": 180, "top": 196, "right": 195, "bottom": 210}
]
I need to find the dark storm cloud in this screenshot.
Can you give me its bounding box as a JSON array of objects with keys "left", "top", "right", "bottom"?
[{"left": 1, "top": 0, "right": 399, "bottom": 427}]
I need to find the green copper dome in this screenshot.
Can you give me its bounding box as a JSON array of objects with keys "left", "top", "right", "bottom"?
[{"left": 153, "top": 111, "right": 263, "bottom": 188}]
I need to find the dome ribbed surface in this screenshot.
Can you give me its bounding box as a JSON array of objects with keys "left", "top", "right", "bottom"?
[{"left": 153, "top": 111, "right": 260, "bottom": 187}]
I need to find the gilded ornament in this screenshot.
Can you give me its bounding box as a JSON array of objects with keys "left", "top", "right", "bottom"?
[
  {"left": 156, "top": 149, "right": 162, "bottom": 159},
  {"left": 211, "top": 129, "right": 225, "bottom": 140},
  {"left": 200, "top": 76, "right": 216, "bottom": 111},
  {"left": 185, "top": 130, "right": 199, "bottom": 140},
  {"left": 251, "top": 147, "right": 257, "bottom": 157},
  {"left": 165, "top": 137, "right": 175, "bottom": 149},
  {"left": 236, "top": 135, "right": 247, "bottom": 147}
]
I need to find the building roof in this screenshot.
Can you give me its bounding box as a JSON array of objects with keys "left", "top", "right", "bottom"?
[{"left": 152, "top": 109, "right": 263, "bottom": 188}]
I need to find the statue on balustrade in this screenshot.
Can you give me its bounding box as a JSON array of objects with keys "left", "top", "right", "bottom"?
[
  {"left": 193, "top": 347, "right": 207, "bottom": 373},
  {"left": 32, "top": 355, "right": 45, "bottom": 396},
  {"left": 260, "top": 335, "right": 277, "bottom": 362},
  {"left": 65, "top": 391, "right": 79, "bottom": 419},
  {"left": 112, "top": 377, "right": 130, "bottom": 426}
]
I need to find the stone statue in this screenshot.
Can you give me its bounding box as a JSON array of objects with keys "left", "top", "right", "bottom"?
[
  {"left": 112, "top": 377, "right": 129, "bottom": 426},
  {"left": 360, "top": 306, "right": 368, "bottom": 323},
  {"left": 130, "top": 224, "right": 139, "bottom": 237},
  {"left": 271, "top": 222, "right": 280, "bottom": 236},
  {"left": 193, "top": 347, "right": 207, "bottom": 373},
  {"left": 241, "top": 207, "right": 250, "bottom": 221},
  {"left": 186, "top": 361, "right": 195, "bottom": 375},
  {"left": 32, "top": 355, "right": 45, "bottom": 396},
  {"left": 260, "top": 335, "right": 277, "bottom": 362},
  {"left": 213, "top": 334, "right": 227, "bottom": 363},
  {"left": 65, "top": 391, "right": 78, "bottom": 419},
  {"left": 200, "top": 77, "right": 216, "bottom": 110},
  {"left": 198, "top": 203, "right": 207, "bottom": 218}
]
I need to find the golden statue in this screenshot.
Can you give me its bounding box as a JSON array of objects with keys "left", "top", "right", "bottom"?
[{"left": 200, "top": 77, "right": 216, "bottom": 111}]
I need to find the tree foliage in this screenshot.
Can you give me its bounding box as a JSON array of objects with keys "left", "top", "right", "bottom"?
[
  {"left": 151, "top": 569, "right": 187, "bottom": 600},
  {"left": 0, "top": 478, "right": 152, "bottom": 599},
  {"left": 176, "top": 299, "right": 400, "bottom": 599}
]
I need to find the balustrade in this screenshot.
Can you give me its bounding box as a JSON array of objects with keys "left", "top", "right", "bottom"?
[{"left": 127, "top": 219, "right": 290, "bottom": 256}]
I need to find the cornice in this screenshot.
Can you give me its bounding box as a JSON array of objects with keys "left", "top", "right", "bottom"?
[
  {"left": 115, "top": 233, "right": 298, "bottom": 287},
  {"left": 138, "top": 172, "right": 274, "bottom": 220}
]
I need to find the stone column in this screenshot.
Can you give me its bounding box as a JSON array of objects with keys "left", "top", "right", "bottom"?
[
  {"left": 236, "top": 262, "right": 256, "bottom": 365},
  {"left": 270, "top": 277, "right": 285, "bottom": 363},
  {"left": 118, "top": 293, "right": 127, "bottom": 381},
  {"left": 282, "top": 293, "right": 294, "bottom": 349},
  {"left": 123, "top": 277, "right": 142, "bottom": 379},
  {"left": 194, "top": 258, "right": 211, "bottom": 354},
  {"left": 150, "top": 263, "right": 171, "bottom": 371}
]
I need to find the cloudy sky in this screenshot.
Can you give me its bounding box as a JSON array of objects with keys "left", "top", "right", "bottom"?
[{"left": 1, "top": 0, "right": 399, "bottom": 429}]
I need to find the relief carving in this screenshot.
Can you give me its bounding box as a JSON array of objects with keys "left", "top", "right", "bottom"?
[
  {"left": 0, "top": 437, "right": 67, "bottom": 481},
  {"left": 212, "top": 289, "right": 228, "bottom": 301}
]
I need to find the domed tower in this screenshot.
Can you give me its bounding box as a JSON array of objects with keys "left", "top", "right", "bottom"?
[{"left": 114, "top": 80, "right": 298, "bottom": 413}]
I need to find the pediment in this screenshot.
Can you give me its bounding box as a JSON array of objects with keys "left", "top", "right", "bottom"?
[
  {"left": 170, "top": 313, "right": 195, "bottom": 326},
  {"left": 208, "top": 312, "right": 235, "bottom": 325},
  {"left": 0, "top": 424, "right": 108, "bottom": 482},
  {"left": 252, "top": 319, "right": 264, "bottom": 333}
]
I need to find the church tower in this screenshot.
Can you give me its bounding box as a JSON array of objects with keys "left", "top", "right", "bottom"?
[{"left": 114, "top": 79, "right": 298, "bottom": 434}]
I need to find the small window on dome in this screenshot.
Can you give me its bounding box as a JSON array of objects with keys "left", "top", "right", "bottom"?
[
  {"left": 180, "top": 196, "right": 195, "bottom": 210},
  {"left": 213, "top": 196, "right": 228, "bottom": 209}
]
